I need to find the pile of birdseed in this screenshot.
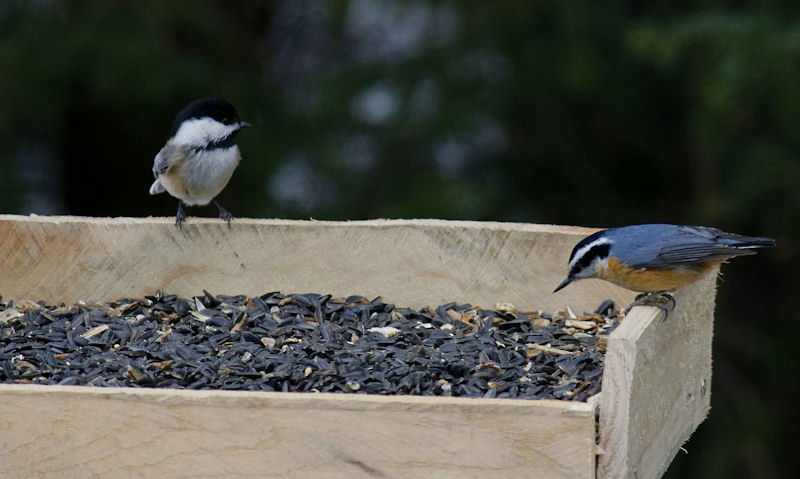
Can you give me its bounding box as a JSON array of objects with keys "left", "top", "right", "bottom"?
[{"left": 0, "top": 291, "right": 620, "bottom": 401}]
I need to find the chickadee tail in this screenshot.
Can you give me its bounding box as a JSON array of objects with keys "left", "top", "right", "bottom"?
[{"left": 149, "top": 179, "right": 166, "bottom": 195}]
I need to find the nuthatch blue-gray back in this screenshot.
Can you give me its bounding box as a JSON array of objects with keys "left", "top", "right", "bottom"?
[
  {"left": 554, "top": 224, "right": 775, "bottom": 294},
  {"left": 149, "top": 98, "right": 249, "bottom": 229}
]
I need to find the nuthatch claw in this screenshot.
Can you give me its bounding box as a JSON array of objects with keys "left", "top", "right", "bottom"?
[{"left": 627, "top": 292, "right": 676, "bottom": 319}]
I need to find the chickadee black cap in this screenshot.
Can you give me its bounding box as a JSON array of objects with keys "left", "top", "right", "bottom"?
[{"left": 171, "top": 98, "right": 243, "bottom": 135}]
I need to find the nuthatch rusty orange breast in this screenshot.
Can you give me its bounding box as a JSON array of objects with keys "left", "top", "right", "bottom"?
[{"left": 554, "top": 224, "right": 775, "bottom": 294}]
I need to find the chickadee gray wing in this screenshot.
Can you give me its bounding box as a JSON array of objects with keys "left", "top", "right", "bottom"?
[
  {"left": 152, "top": 143, "right": 180, "bottom": 177},
  {"left": 149, "top": 143, "right": 189, "bottom": 196}
]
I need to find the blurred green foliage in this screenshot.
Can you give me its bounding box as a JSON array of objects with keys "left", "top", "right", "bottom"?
[{"left": 1, "top": 1, "right": 798, "bottom": 477}]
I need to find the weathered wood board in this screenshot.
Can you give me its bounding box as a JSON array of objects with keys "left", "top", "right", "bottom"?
[
  {"left": 0, "top": 215, "right": 717, "bottom": 479},
  {"left": 0, "top": 386, "right": 595, "bottom": 479},
  {"left": 0, "top": 215, "right": 633, "bottom": 313},
  {"left": 599, "top": 272, "right": 716, "bottom": 479}
]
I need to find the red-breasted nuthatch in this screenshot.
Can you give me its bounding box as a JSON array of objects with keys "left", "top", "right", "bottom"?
[
  {"left": 149, "top": 98, "right": 249, "bottom": 229},
  {"left": 554, "top": 224, "right": 775, "bottom": 294}
]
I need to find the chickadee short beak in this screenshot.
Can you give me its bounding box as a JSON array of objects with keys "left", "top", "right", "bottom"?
[
  {"left": 239, "top": 121, "right": 252, "bottom": 128},
  {"left": 553, "top": 276, "right": 573, "bottom": 293}
]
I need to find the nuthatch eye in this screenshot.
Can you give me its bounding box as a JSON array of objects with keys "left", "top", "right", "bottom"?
[
  {"left": 149, "top": 97, "right": 250, "bottom": 229},
  {"left": 554, "top": 224, "right": 775, "bottom": 294}
]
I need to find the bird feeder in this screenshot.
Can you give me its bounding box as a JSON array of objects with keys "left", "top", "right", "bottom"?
[{"left": 0, "top": 216, "right": 716, "bottom": 478}]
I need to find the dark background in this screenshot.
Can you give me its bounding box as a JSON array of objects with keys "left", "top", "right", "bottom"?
[{"left": 1, "top": 2, "right": 797, "bottom": 477}]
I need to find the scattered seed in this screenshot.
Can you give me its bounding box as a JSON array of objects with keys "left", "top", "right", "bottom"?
[
  {"left": 80, "top": 324, "right": 109, "bottom": 339},
  {"left": 566, "top": 305, "right": 577, "bottom": 319},
  {"left": 565, "top": 319, "right": 596, "bottom": 330},
  {"left": 0, "top": 308, "right": 23, "bottom": 323},
  {"left": 526, "top": 343, "right": 575, "bottom": 357},
  {"left": 367, "top": 326, "right": 401, "bottom": 338},
  {"left": 0, "top": 293, "right": 620, "bottom": 401},
  {"left": 495, "top": 303, "right": 516, "bottom": 314}
]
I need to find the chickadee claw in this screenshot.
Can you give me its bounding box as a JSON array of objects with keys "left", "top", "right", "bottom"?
[{"left": 213, "top": 200, "right": 233, "bottom": 228}]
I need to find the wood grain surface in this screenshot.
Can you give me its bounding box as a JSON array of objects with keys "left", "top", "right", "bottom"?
[
  {"left": 0, "top": 215, "right": 635, "bottom": 312},
  {"left": 0, "top": 385, "right": 595, "bottom": 479}
]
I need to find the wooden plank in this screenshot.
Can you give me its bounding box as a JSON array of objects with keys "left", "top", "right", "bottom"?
[
  {"left": 598, "top": 271, "right": 717, "bottom": 479},
  {"left": 0, "top": 215, "right": 634, "bottom": 312},
  {"left": 0, "top": 385, "right": 596, "bottom": 479}
]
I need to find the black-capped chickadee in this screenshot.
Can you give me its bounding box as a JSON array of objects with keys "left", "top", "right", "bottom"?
[{"left": 149, "top": 97, "right": 249, "bottom": 228}]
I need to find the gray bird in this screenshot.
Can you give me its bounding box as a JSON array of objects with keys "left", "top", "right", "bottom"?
[{"left": 149, "top": 97, "right": 249, "bottom": 228}]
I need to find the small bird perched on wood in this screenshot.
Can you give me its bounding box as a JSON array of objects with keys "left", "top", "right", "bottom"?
[
  {"left": 553, "top": 224, "right": 775, "bottom": 310},
  {"left": 149, "top": 97, "right": 249, "bottom": 229}
]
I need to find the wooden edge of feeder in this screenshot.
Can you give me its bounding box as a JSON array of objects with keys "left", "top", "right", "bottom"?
[
  {"left": 0, "top": 384, "right": 597, "bottom": 478},
  {"left": 0, "top": 214, "right": 635, "bottom": 312},
  {"left": 599, "top": 271, "right": 717, "bottom": 479}
]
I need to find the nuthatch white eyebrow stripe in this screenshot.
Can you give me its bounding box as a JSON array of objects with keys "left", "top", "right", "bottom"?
[
  {"left": 566, "top": 236, "right": 611, "bottom": 274},
  {"left": 554, "top": 224, "right": 775, "bottom": 294},
  {"left": 149, "top": 98, "right": 249, "bottom": 229}
]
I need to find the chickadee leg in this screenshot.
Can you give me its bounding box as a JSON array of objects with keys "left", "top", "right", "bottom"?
[
  {"left": 175, "top": 201, "right": 186, "bottom": 229},
  {"left": 626, "top": 292, "right": 676, "bottom": 319},
  {"left": 212, "top": 199, "right": 233, "bottom": 228}
]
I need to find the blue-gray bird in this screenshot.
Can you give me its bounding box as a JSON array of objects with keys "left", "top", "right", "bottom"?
[{"left": 554, "top": 224, "right": 775, "bottom": 293}]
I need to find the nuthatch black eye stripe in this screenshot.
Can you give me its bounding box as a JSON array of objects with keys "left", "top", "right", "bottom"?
[
  {"left": 571, "top": 242, "right": 610, "bottom": 274},
  {"left": 554, "top": 223, "right": 774, "bottom": 294}
]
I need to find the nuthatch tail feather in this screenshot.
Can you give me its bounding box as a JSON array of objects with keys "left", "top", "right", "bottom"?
[{"left": 554, "top": 224, "right": 775, "bottom": 293}]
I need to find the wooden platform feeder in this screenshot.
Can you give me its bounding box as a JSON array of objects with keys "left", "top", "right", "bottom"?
[{"left": 0, "top": 216, "right": 717, "bottom": 478}]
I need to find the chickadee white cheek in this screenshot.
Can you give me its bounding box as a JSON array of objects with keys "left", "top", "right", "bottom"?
[{"left": 173, "top": 118, "right": 242, "bottom": 149}]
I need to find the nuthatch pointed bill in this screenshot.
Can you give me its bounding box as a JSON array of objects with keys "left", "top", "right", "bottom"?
[
  {"left": 554, "top": 224, "right": 775, "bottom": 294},
  {"left": 149, "top": 98, "right": 249, "bottom": 229}
]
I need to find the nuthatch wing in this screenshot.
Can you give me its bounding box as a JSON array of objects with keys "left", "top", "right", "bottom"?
[
  {"left": 149, "top": 98, "right": 249, "bottom": 229},
  {"left": 554, "top": 224, "right": 775, "bottom": 294}
]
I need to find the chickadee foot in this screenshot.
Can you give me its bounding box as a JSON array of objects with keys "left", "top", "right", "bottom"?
[
  {"left": 175, "top": 202, "right": 187, "bottom": 230},
  {"left": 626, "top": 292, "right": 676, "bottom": 319},
  {"left": 213, "top": 200, "right": 233, "bottom": 228}
]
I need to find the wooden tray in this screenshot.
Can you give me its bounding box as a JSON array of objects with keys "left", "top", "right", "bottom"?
[{"left": 0, "top": 216, "right": 717, "bottom": 478}]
